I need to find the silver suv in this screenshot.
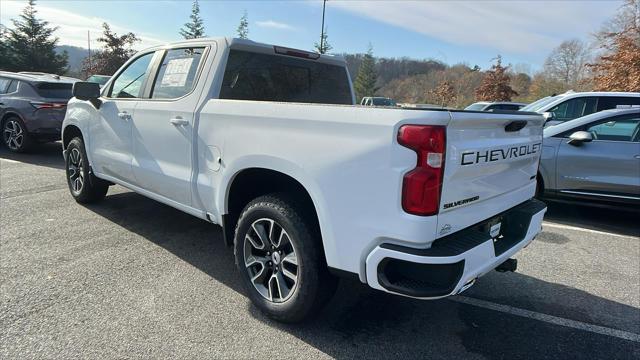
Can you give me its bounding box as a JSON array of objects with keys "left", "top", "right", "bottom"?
[
  {"left": 0, "top": 71, "right": 80, "bottom": 152},
  {"left": 538, "top": 108, "right": 640, "bottom": 207},
  {"left": 521, "top": 91, "right": 640, "bottom": 126}
]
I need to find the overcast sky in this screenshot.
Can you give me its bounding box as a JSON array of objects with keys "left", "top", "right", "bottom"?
[{"left": 0, "top": 0, "right": 623, "bottom": 70}]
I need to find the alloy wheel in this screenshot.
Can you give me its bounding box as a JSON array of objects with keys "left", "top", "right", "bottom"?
[
  {"left": 243, "top": 218, "right": 299, "bottom": 303},
  {"left": 3, "top": 120, "right": 24, "bottom": 150},
  {"left": 68, "top": 148, "right": 85, "bottom": 194}
]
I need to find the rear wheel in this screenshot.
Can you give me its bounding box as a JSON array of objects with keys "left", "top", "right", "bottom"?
[
  {"left": 2, "top": 116, "right": 32, "bottom": 153},
  {"left": 65, "top": 137, "right": 109, "bottom": 203},
  {"left": 234, "top": 194, "right": 337, "bottom": 323}
]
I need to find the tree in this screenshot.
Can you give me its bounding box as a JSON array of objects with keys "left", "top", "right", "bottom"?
[
  {"left": 543, "top": 39, "right": 590, "bottom": 86},
  {"left": 82, "top": 23, "right": 139, "bottom": 76},
  {"left": 353, "top": 45, "right": 378, "bottom": 101},
  {"left": 426, "top": 80, "right": 455, "bottom": 106},
  {"left": 314, "top": 28, "right": 332, "bottom": 54},
  {"left": 180, "top": 0, "right": 205, "bottom": 39},
  {"left": 236, "top": 10, "right": 249, "bottom": 39},
  {"left": 0, "top": 0, "right": 67, "bottom": 73},
  {"left": 474, "top": 56, "right": 518, "bottom": 101},
  {"left": 510, "top": 72, "right": 532, "bottom": 100},
  {"left": 527, "top": 73, "right": 568, "bottom": 101},
  {"left": 588, "top": 0, "right": 640, "bottom": 92}
]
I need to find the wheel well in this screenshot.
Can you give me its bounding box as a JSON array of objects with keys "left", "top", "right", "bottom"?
[
  {"left": 223, "top": 168, "right": 320, "bottom": 247},
  {"left": 62, "top": 125, "right": 83, "bottom": 149},
  {"left": 1, "top": 112, "right": 23, "bottom": 125},
  {"left": 536, "top": 171, "right": 544, "bottom": 196}
]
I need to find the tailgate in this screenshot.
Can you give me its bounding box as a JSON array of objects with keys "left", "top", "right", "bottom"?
[{"left": 437, "top": 111, "right": 544, "bottom": 237}]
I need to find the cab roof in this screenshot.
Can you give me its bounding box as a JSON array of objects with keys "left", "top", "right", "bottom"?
[{"left": 139, "top": 37, "right": 347, "bottom": 67}]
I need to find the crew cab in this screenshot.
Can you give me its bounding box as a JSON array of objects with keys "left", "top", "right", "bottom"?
[{"left": 62, "top": 38, "right": 547, "bottom": 322}]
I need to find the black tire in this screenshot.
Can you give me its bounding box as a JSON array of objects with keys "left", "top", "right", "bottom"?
[
  {"left": 2, "top": 116, "right": 33, "bottom": 153},
  {"left": 234, "top": 193, "right": 337, "bottom": 323},
  {"left": 65, "top": 137, "right": 109, "bottom": 203}
]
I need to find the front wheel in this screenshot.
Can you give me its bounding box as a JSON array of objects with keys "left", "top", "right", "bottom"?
[
  {"left": 2, "top": 116, "right": 32, "bottom": 153},
  {"left": 234, "top": 194, "right": 337, "bottom": 323},
  {"left": 65, "top": 137, "right": 109, "bottom": 203}
]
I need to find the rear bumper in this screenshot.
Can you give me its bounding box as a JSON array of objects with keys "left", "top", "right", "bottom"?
[{"left": 365, "top": 199, "right": 546, "bottom": 299}]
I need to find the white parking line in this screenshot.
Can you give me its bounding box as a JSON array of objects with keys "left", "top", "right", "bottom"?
[
  {"left": 542, "top": 221, "right": 636, "bottom": 239},
  {"left": 0, "top": 158, "right": 20, "bottom": 164},
  {"left": 451, "top": 296, "right": 640, "bottom": 342}
]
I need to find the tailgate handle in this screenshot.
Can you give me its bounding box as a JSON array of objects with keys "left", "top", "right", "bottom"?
[{"left": 505, "top": 120, "right": 527, "bottom": 132}]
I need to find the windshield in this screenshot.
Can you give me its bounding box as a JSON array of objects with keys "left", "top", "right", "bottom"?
[
  {"left": 86, "top": 75, "right": 110, "bottom": 85},
  {"left": 35, "top": 82, "right": 73, "bottom": 99},
  {"left": 372, "top": 98, "right": 396, "bottom": 106},
  {"left": 520, "top": 96, "right": 559, "bottom": 112},
  {"left": 465, "top": 103, "right": 488, "bottom": 111}
]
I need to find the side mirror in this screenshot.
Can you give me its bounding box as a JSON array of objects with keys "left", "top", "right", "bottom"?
[
  {"left": 73, "top": 82, "right": 102, "bottom": 109},
  {"left": 543, "top": 112, "right": 555, "bottom": 121},
  {"left": 567, "top": 131, "right": 593, "bottom": 146}
]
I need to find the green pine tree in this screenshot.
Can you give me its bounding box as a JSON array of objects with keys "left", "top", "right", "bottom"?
[
  {"left": 314, "top": 28, "right": 332, "bottom": 54},
  {"left": 0, "top": 0, "right": 68, "bottom": 73},
  {"left": 180, "top": 0, "right": 205, "bottom": 39},
  {"left": 353, "top": 44, "right": 378, "bottom": 102},
  {"left": 236, "top": 11, "right": 249, "bottom": 39}
]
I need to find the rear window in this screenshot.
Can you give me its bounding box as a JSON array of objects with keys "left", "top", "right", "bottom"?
[
  {"left": 219, "top": 49, "right": 352, "bottom": 105},
  {"left": 35, "top": 82, "right": 73, "bottom": 99},
  {"left": 464, "top": 103, "right": 487, "bottom": 111}
]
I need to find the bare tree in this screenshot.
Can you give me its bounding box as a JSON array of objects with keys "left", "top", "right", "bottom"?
[{"left": 543, "top": 39, "right": 591, "bottom": 86}]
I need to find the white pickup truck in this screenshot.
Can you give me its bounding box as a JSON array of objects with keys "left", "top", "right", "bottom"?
[{"left": 62, "top": 37, "right": 547, "bottom": 322}]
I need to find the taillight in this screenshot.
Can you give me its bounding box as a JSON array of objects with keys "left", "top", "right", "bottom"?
[
  {"left": 397, "top": 125, "right": 446, "bottom": 216},
  {"left": 30, "top": 102, "right": 66, "bottom": 110}
]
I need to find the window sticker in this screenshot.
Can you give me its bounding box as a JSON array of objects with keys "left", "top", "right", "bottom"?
[{"left": 161, "top": 57, "right": 194, "bottom": 87}]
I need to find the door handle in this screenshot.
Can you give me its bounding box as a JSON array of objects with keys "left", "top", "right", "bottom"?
[
  {"left": 634, "top": 155, "right": 640, "bottom": 159},
  {"left": 170, "top": 117, "right": 189, "bottom": 126},
  {"left": 117, "top": 111, "right": 131, "bottom": 120}
]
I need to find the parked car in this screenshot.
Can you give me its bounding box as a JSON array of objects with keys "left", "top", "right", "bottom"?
[
  {"left": 62, "top": 37, "right": 546, "bottom": 322},
  {"left": 520, "top": 91, "right": 640, "bottom": 126},
  {"left": 0, "top": 71, "right": 80, "bottom": 152},
  {"left": 86, "top": 74, "right": 111, "bottom": 88},
  {"left": 465, "top": 101, "right": 527, "bottom": 111},
  {"left": 538, "top": 108, "right": 640, "bottom": 207},
  {"left": 360, "top": 96, "right": 397, "bottom": 106}
]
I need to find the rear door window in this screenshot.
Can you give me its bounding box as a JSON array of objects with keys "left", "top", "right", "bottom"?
[
  {"left": 6, "top": 80, "right": 18, "bottom": 93},
  {"left": 151, "top": 47, "right": 205, "bottom": 99},
  {"left": 220, "top": 49, "right": 352, "bottom": 104},
  {"left": 549, "top": 97, "right": 597, "bottom": 121}
]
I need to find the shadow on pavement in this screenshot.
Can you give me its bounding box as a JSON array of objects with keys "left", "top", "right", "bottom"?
[
  {"left": 86, "top": 190, "right": 640, "bottom": 360},
  {"left": 0, "top": 141, "right": 65, "bottom": 170},
  {"left": 543, "top": 200, "right": 639, "bottom": 237}
]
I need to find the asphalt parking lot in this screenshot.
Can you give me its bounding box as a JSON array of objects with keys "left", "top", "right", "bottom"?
[{"left": 1, "top": 142, "right": 639, "bottom": 359}]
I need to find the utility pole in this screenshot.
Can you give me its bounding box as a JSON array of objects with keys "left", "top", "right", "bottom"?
[
  {"left": 320, "top": 0, "right": 326, "bottom": 54},
  {"left": 87, "top": 30, "right": 92, "bottom": 75}
]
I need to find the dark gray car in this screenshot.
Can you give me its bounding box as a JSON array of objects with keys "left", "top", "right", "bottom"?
[
  {"left": 538, "top": 108, "right": 640, "bottom": 207},
  {"left": 0, "top": 71, "right": 80, "bottom": 152}
]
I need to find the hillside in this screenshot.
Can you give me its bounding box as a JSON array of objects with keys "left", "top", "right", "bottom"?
[{"left": 55, "top": 45, "right": 89, "bottom": 78}]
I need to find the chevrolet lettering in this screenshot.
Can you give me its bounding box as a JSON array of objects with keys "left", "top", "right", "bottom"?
[{"left": 461, "top": 143, "right": 542, "bottom": 166}]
